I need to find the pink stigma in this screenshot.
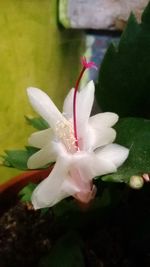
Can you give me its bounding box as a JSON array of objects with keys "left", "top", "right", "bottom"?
[
  {"left": 81, "top": 56, "right": 97, "bottom": 70},
  {"left": 73, "top": 57, "right": 97, "bottom": 150}
]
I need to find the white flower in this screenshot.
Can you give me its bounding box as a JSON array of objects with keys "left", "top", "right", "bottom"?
[{"left": 27, "top": 80, "right": 129, "bottom": 209}]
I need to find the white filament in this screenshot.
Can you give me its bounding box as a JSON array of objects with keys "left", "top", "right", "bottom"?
[{"left": 55, "top": 120, "right": 77, "bottom": 153}]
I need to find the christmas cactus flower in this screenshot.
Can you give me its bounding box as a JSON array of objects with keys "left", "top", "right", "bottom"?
[{"left": 27, "top": 57, "right": 129, "bottom": 209}]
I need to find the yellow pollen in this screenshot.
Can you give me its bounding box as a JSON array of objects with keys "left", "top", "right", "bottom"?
[{"left": 55, "top": 120, "right": 78, "bottom": 152}]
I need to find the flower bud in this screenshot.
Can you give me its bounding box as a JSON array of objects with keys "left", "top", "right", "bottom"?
[{"left": 129, "top": 175, "right": 144, "bottom": 189}]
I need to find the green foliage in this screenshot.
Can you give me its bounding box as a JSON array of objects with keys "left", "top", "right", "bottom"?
[
  {"left": 2, "top": 115, "right": 52, "bottom": 170},
  {"left": 96, "top": 2, "right": 150, "bottom": 118},
  {"left": 18, "top": 183, "right": 50, "bottom": 215},
  {"left": 102, "top": 118, "right": 150, "bottom": 183},
  {"left": 25, "top": 116, "right": 49, "bottom": 130},
  {"left": 2, "top": 146, "right": 39, "bottom": 170},
  {"left": 18, "top": 183, "right": 36, "bottom": 202},
  {"left": 40, "top": 207, "right": 49, "bottom": 217},
  {"left": 39, "top": 232, "right": 85, "bottom": 267},
  {"left": 2, "top": 116, "right": 49, "bottom": 170}
]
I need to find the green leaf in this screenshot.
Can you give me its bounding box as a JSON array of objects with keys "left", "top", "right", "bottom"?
[
  {"left": 18, "top": 183, "right": 36, "bottom": 202},
  {"left": 2, "top": 147, "right": 39, "bottom": 170},
  {"left": 96, "top": 2, "right": 150, "bottom": 117},
  {"left": 25, "top": 145, "right": 40, "bottom": 154},
  {"left": 25, "top": 116, "right": 49, "bottom": 130},
  {"left": 102, "top": 118, "right": 150, "bottom": 183},
  {"left": 39, "top": 232, "right": 85, "bottom": 267},
  {"left": 40, "top": 207, "right": 49, "bottom": 217}
]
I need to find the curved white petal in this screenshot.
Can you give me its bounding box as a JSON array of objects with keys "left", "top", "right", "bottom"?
[
  {"left": 27, "top": 142, "right": 56, "bottom": 169},
  {"left": 89, "top": 112, "right": 119, "bottom": 129},
  {"left": 77, "top": 81, "right": 95, "bottom": 138},
  {"left": 95, "top": 143, "right": 129, "bottom": 169},
  {"left": 77, "top": 81, "right": 95, "bottom": 119},
  {"left": 28, "top": 128, "right": 53, "bottom": 148},
  {"left": 93, "top": 127, "right": 116, "bottom": 150},
  {"left": 90, "top": 155, "right": 117, "bottom": 177},
  {"left": 63, "top": 81, "right": 95, "bottom": 149},
  {"left": 61, "top": 178, "right": 80, "bottom": 195},
  {"left": 64, "top": 165, "right": 95, "bottom": 204},
  {"left": 70, "top": 151, "right": 94, "bottom": 181},
  {"left": 27, "top": 87, "right": 65, "bottom": 129},
  {"left": 71, "top": 150, "right": 117, "bottom": 178},
  {"left": 31, "top": 158, "right": 71, "bottom": 209},
  {"left": 63, "top": 81, "right": 95, "bottom": 124},
  {"left": 63, "top": 88, "right": 74, "bottom": 119},
  {"left": 85, "top": 126, "right": 116, "bottom": 151}
]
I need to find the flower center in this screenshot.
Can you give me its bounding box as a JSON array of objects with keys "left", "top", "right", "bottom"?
[
  {"left": 73, "top": 57, "right": 97, "bottom": 150},
  {"left": 55, "top": 120, "right": 77, "bottom": 153}
]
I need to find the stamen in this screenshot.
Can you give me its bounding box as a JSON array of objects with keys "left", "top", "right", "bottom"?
[
  {"left": 55, "top": 120, "right": 77, "bottom": 152},
  {"left": 73, "top": 57, "right": 97, "bottom": 150}
]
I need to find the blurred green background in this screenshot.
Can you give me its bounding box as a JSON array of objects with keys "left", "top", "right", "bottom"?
[{"left": 0, "top": 0, "right": 83, "bottom": 183}]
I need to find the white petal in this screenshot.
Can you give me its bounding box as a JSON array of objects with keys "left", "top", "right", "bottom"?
[
  {"left": 28, "top": 128, "right": 53, "bottom": 148},
  {"left": 85, "top": 126, "right": 116, "bottom": 151},
  {"left": 89, "top": 112, "right": 119, "bottom": 129},
  {"left": 83, "top": 112, "right": 118, "bottom": 152},
  {"left": 71, "top": 151, "right": 94, "bottom": 181},
  {"left": 63, "top": 81, "right": 95, "bottom": 149},
  {"left": 27, "top": 142, "right": 56, "bottom": 169},
  {"left": 86, "top": 144, "right": 129, "bottom": 177},
  {"left": 90, "top": 154, "right": 117, "bottom": 177},
  {"left": 27, "top": 87, "right": 65, "bottom": 129},
  {"left": 63, "top": 81, "right": 95, "bottom": 124},
  {"left": 95, "top": 143, "right": 129, "bottom": 169},
  {"left": 27, "top": 140, "right": 68, "bottom": 169},
  {"left": 76, "top": 81, "right": 95, "bottom": 138},
  {"left": 61, "top": 178, "right": 80, "bottom": 195},
  {"left": 31, "top": 158, "right": 71, "bottom": 209},
  {"left": 63, "top": 88, "right": 74, "bottom": 119},
  {"left": 63, "top": 165, "right": 93, "bottom": 204},
  {"left": 91, "top": 128, "right": 116, "bottom": 150},
  {"left": 72, "top": 150, "right": 117, "bottom": 178}
]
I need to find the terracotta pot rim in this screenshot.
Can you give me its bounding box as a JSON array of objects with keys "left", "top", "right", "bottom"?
[{"left": 0, "top": 166, "right": 53, "bottom": 202}]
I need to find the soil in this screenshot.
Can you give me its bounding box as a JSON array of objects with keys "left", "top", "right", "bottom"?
[{"left": 1, "top": 183, "right": 150, "bottom": 267}]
